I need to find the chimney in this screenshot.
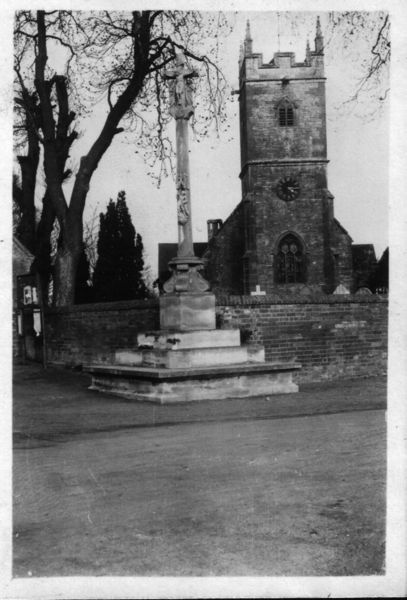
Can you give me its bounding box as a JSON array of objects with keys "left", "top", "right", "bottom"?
[{"left": 207, "top": 219, "right": 223, "bottom": 241}]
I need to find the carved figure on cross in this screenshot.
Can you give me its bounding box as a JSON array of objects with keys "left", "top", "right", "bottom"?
[{"left": 164, "top": 51, "right": 198, "bottom": 119}]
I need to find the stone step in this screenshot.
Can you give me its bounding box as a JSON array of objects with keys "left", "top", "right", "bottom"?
[
  {"left": 115, "top": 345, "right": 265, "bottom": 369},
  {"left": 86, "top": 361, "right": 301, "bottom": 403},
  {"left": 136, "top": 328, "right": 241, "bottom": 350}
]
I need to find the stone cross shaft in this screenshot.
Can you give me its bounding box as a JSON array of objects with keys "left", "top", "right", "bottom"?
[
  {"left": 163, "top": 52, "right": 210, "bottom": 294},
  {"left": 164, "top": 52, "right": 197, "bottom": 258}
]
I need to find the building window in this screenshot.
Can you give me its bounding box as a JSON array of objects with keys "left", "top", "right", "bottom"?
[
  {"left": 275, "top": 233, "right": 306, "bottom": 283},
  {"left": 279, "top": 102, "right": 294, "bottom": 126}
]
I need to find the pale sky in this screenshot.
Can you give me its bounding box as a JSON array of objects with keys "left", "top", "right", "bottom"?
[{"left": 65, "top": 11, "right": 390, "bottom": 281}]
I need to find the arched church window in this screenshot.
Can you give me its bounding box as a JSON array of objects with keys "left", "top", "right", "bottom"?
[
  {"left": 278, "top": 100, "right": 295, "bottom": 126},
  {"left": 275, "top": 234, "right": 306, "bottom": 283}
]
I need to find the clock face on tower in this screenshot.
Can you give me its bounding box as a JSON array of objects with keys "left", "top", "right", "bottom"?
[{"left": 276, "top": 176, "right": 300, "bottom": 201}]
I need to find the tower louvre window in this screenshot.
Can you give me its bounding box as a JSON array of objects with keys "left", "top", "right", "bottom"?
[
  {"left": 279, "top": 104, "right": 294, "bottom": 126},
  {"left": 275, "top": 233, "right": 306, "bottom": 283}
]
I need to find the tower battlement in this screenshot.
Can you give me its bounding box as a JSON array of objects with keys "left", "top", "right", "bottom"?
[{"left": 239, "top": 17, "right": 325, "bottom": 81}]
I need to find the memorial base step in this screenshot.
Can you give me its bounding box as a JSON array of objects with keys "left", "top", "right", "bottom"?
[
  {"left": 85, "top": 362, "right": 301, "bottom": 404},
  {"left": 115, "top": 344, "right": 265, "bottom": 369},
  {"left": 136, "top": 328, "right": 241, "bottom": 350}
]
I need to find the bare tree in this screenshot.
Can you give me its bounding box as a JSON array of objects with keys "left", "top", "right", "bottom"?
[
  {"left": 14, "top": 11, "right": 80, "bottom": 300},
  {"left": 14, "top": 10, "right": 231, "bottom": 305},
  {"left": 276, "top": 11, "right": 390, "bottom": 111},
  {"left": 327, "top": 11, "right": 390, "bottom": 104}
]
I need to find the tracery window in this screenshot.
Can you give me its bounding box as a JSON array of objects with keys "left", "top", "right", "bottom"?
[
  {"left": 278, "top": 99, "right": 295, "bottom": 126},
  {"left": 275, "top": 233, "right": 306, "bottom": 283}
]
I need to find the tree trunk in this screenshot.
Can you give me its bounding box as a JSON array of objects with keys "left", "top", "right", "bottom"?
[
  {"left": 16, "top": 89, "right": 41, "bottom": 253},
  {"left": 52, "top": 207, "right": 83, "bottom": 306},
  {"left": 53, "top": 247, "right": 78, "bottom": 306},
  {"left": 31, "top": 190, "right": 55, "bottom": 305},
  {"left": 53, "top": 228, "right": 83, "bottom": 306},
  {"left": 17, "top": 150, "right": 39, "bottom": 253}
]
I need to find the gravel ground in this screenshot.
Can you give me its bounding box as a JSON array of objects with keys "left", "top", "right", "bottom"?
[{"left": 13, "top": 363, "right": 386, "bottom": 577}]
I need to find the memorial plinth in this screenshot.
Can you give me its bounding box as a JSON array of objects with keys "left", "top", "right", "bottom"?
[
  {"left": 87, "top": 362, "right": 300, "bottom": 403},
  {"left": 86, "top": 326, "right": 300, "bottom": 403},
  {"left": 159, "top": 292, "right": 216, "bottom": 331},
  {"left": 84, "top": 51, "right": 300, "bottom": 402}
]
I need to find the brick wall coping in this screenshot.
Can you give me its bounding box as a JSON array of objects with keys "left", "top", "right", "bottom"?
[
  {"left": 43, "top": 293, "right": 388, "bottom": 315},
  {"left": 216, "top": 294, "right": 388, "bottom": 307},
  {"left": 45, "top": 298, "right": 159, "bottom": 315}
]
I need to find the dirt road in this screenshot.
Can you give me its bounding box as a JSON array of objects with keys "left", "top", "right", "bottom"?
[{"left": 13, "top": 364, "right": 386, "bottom": 577}]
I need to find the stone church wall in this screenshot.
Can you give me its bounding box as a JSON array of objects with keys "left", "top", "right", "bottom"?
[
  {"left": 332, "top": 220, "right": 354, "bottom": 291},
  {"left": 241, "top": 79, "right": 327, "bottom": 163},
  {"left": 43, "top": 295, "right": 387, "bottom": 384},
  {"left": 241, "top": 165, "right": 335, "bottom": 294},
  {"left": 203, "top": 202, "right": 245, "bottom": 295}
]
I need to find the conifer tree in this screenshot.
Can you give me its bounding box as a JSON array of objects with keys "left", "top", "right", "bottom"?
[{"left": 92, "top": 191, "right": 148, "bottom": 302}]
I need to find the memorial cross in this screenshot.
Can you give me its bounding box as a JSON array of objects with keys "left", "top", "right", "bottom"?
[
  {"left": 162, "top": 52, "right": 209, "bottom": 294},
  {"left": 164, "top": 52, "right": 198, "bottom": 259}
]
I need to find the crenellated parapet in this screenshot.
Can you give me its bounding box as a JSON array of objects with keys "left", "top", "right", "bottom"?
[{"left": 239, "top": 16, "right": 325, "bottom": 84}]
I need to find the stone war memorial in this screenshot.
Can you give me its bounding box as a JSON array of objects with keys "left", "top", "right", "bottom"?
[{"left": 85, "top": 51, "right": 300, "bottom": 402}]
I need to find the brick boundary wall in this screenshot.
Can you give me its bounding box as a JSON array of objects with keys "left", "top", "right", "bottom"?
[
  {"left": 216, "top": 294, "right": 388, "bottom": 383},
  {"left": 42, "top": 294, "right": 388, "bottom": 383},
  {"left": 43, "top": 299, "right": 159, "bottom": 367}
]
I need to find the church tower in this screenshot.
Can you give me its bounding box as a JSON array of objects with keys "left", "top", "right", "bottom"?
[{"left": 237, "top": 18, "right": 353, "bottom": 294}]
